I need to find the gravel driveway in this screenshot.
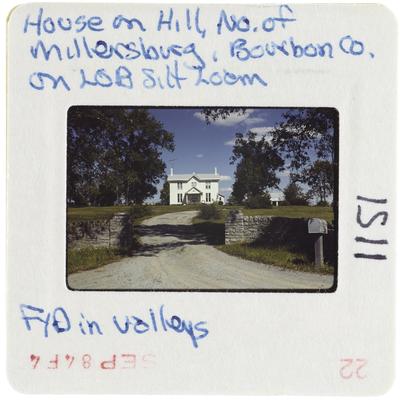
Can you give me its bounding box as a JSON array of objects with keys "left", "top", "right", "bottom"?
[{"left": 68, "top": 211, "right": 334, "bottom": 290}]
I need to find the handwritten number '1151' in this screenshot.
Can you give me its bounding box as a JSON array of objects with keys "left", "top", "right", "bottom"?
[{"left": 354, "top": 195, "right": 388, "bottom": 260}]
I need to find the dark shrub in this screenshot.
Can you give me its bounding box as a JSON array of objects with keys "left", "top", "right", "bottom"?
[
  {"left": 218, "top": 200, "right": 224, "bottom": 205},
  {"left": 316, "top": 200, "right": 330, "bottom": 207},
  {"left": 283, "top": 182, "right": 310, "bottom": 206},
  {"left": 245, "top": 193, "right": 272, "bottom": 209},
  {"left": 227, "top": 194, "right": 240, "bottom": 206},
  {"left": 198, "top": 203, "right": 221, "bottom": 220},
  {"left": 255, "top": 217, "right": 336, "bottom": 266},
  {"left": 292, "top": 198, "right": 309, "bottom": 206},
  {"left": 129, "top": 204, "right": 151, "bottom": 219}
]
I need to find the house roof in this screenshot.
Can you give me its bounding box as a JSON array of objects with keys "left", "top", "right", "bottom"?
[
  {"left": 167, "top": 173, "right": 220, "bottom": 182},
  {"left": 270, "top": 191, "right": 284, "bottom": 201},
  {"left": 185, "top": 187, "right": 202, "bottom": 194}
]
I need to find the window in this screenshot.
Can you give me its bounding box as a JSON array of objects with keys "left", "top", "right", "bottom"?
[
  {"left": 177, "top": 193, "right": 183, "bottom": 203},
  {"left": 206, "top": 193, "right": 211, "bottom": 202},
  {"left": 191, "top": 181, "right": 197, "bottom": 187},
  {"left": 206, "top": 181, "right": 211, "bottom": 189},
  {"left": 177, "top": 182, "right": 182, "bottom": 190}
]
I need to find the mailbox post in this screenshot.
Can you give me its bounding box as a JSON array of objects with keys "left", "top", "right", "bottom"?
[{"left": 308, "top": 218, "right": 328, "bottom": 268}]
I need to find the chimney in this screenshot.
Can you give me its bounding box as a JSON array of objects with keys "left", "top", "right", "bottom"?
[
  {"left": 170, "top": 168, "right": 173, "bottom": 176},
  {"left": 214, "top": 167, "right": 218, "bottom": 175}
]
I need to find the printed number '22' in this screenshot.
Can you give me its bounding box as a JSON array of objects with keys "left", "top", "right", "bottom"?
[{"left": 340, "top": 358, "right": 367, "bottom": 379}]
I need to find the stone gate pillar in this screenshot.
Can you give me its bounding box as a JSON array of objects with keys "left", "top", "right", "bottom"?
[{"left": 225, "top": 210, "right": 244, "bottom": 244}]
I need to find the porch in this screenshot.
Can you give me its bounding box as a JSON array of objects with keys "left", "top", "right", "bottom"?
[{"left": 184, "top": 187, "right": 202, "bottom": 204}]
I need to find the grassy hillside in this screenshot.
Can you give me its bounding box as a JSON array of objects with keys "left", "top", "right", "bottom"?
[
  {"left": 68, "top": 204, "right": 334, "bottom": 223},
  {"left": 242, "top": 206, "right": 334, "bottom": 223},
  {"left": 67, "top": 204, "right": 201, "bottom": 221}
]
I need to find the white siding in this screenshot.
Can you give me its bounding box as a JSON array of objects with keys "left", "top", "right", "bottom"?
[
  {"left": 168, "top": 175, "right": 221, "bottom": 205},
  {"left": 169, "top": 181, "right": 179, "bottom": 205},
  {"left": 210, "top": 181, "right": 219, "bottom": 203}
]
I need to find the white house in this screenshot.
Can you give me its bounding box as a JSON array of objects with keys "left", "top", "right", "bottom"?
[
  {"left": 270, "top": 191, "right": 285, "bottom": 206},
  {"left": 167, "top": 168, "right": 225, "bottom": 205}
]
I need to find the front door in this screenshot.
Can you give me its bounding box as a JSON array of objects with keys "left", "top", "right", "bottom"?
[{"left": 187, "top": 194, "right": 201, "bottom": 204}]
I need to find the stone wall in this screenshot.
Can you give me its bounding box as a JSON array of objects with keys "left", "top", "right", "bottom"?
[
  {"left": 225, "top": 210, "right": 320, "bottom": 245},
  {"left": 225, "top": 210, "right": 336, "bottom": 265},
  {"left": 67, "top": 212, "right": 134, "bottom": 250},
  {"left": 225, "top": 210, "right": 273, "bottom": 244}
]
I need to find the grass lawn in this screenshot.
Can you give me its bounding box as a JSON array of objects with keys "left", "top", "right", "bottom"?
[
  {"left": 242, "top": 206, "right": 334, "bottom": 223},
  {"left": 67, "top": 205, "right": 132, "bottom": 221},
  {"left": 67, "top": 232, "right": 142, "bottom": 275},
  {"left": 68, "top": 204, "right": 334, "bottom": 223},
  {"left": 67, "top": 204, "right": 202, "bottom": 221},
  {"left": 67, "top": 247, "right": 124, "bottom": 275},
  {"left": 216, "top": 243, "right": 334, "bottom": 275}
]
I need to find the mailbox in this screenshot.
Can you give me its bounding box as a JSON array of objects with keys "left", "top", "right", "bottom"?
[{"left": 308, "top": 218, "right": 328, "bottom": 234}]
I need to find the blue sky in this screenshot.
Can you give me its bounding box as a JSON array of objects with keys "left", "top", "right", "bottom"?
[{"left": 147, "top": 108, "right": 294, "bottom": 202}]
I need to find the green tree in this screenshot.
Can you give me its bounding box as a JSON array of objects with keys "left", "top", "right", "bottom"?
[
  {"left": 67, "top": 107, "right": 174, "bottom": 206},
  {"left": 244, "top": 193, "right": 272, "bottom": 209},
  {"left": 305, "top": 160, "right": 334, "bottom": 204},
  {"left": 230, "top": 131, "right": 284, "bottom": 204},
  {"left": 159, "top": 179, "right": 170, "bottom": 205},
  {"left": 227, "top": 193, "right": 239, "bottom": 206},
  {"left": 283, "top": 182, "right": 310, "bottom": 205},
  {"left": 201, "top": 107, "right": 337, "bottom": 185},
  {"left": 200, "top": 107, "right": 246, "bottom": 124},
  {"left": 270, "top": 108, "right": 337, "bottom": 181}
]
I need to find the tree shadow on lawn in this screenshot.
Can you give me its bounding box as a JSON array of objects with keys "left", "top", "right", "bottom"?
[{"left": 255, "top": 217, "right": 337, "bottom": 267}]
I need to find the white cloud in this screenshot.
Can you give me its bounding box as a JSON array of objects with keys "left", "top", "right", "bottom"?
[
  {"left": 224, "top": 138, "right": 236, "bottom": 146},
  {"left": 249, "top": 126, "right": 274, "bottom": 134},
  {"left": 249, "top": 126, "right": 274, "bottom": 142},
  {"left": 193, "top": 109, "right": 257, "bottom": 127},
  {"left": 278, "top": 169, "right": 290, "bottom": 177},
  {"left": 193, "top": 112, "right": 207, "bottom": 122},
  {"left": 195, "top": 153, "right": 204, "bottom": 158},
  {"left": 224, "top": 126, "right": 275, "bottom": 146},
  {"left": 219, "top": 175, "right": 232, "bottom": 181},
  {"left": 243, "top": 116, "right": 265, "bottom": 126},
  {"left": 220, "top": 187, "right": 232, "bottom": 193}
]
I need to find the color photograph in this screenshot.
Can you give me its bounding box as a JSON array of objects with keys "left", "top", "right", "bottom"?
[{"left": 66, "top": 107, "right": 338, "bottom": 291}]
